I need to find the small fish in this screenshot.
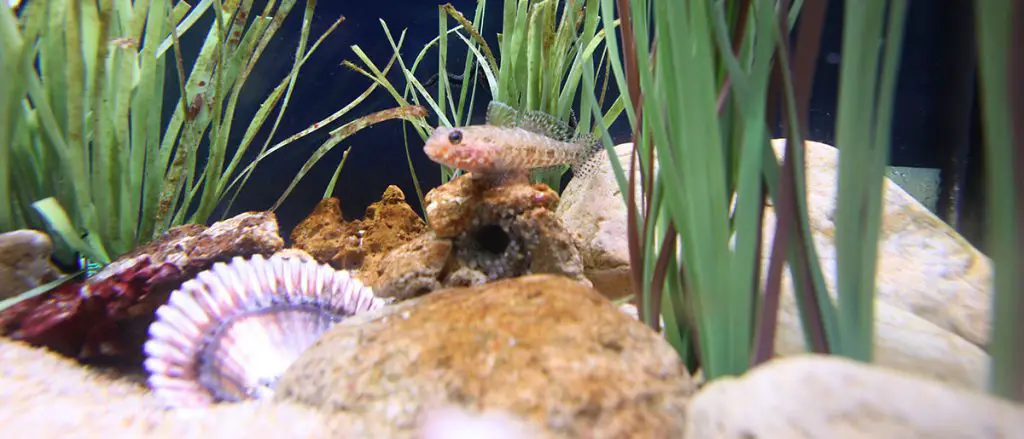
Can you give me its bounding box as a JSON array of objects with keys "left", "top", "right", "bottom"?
[{"left": 423, "top": 101, "right": 602, "bottom": 177}]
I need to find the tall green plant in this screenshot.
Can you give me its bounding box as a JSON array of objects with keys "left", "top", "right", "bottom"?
[
  {"left": 584, "top": 0, "right": 908, "bottom": 379},
  {"left": 0, "top": 0, "right": 403, "bottom": 268}
]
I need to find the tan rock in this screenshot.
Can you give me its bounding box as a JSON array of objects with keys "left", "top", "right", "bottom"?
[
  {"left": 0, "top": 338, "right": 339, "bottom": 438},
  {"left": 277, "top": 274, "right": 694, "bottom": 438},
  {"left": 772, "top": 280, "right": 989, "bottom": 389},
  {"left": 685, "top": 354, "right": 1024, "bottom": 439},
  {"left": 768, "top": 139, "right": 993, "bottom": 348},
  {"left": 556, "top": 143, "right": 640, "bottom": 300},
  {"left": 0, "top": 230, "right": 61, "bottom": 300}
]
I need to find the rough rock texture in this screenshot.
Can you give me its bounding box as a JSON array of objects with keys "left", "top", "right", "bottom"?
[
  {"left": 375, "top": 175, "right": 589, "bottom": 300},
  {"left": 373, "top": 233, "right": 452, "bottom": 298},
  {"left": 0, "top": 338, "right": 340, "bottom": 438},
  {"left": 556, "top": 144, "right": 641, "bottom": 300},
  {"left": 0, "top": 230, "right": 61, "bottom": 300},
  {"left": 50, "top": 211, "right": 285, "bottom": 362},
  {"left": 766, "top": 139, "right": 993, "bottom": 348},
  {"left": 277, "top": 275, "right": 694, "bottom": 438},
  {"left": 94, "top": 211, "right": 285, "bottom": 287},
  {"left": 685, "top": 354, "right": 1024, "bottom": 439},
  {"left": 290, "top": 186, "right": 428, "bottom": 286}
]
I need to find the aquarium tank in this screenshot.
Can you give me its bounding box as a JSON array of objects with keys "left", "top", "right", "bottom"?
[{"left": 0, "top": 0, "right": 1021, "bottom": 437}]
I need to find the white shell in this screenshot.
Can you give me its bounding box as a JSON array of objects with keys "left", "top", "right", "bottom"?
[{"left": 143, "top": 253, "right": 385, "bottom": 408}]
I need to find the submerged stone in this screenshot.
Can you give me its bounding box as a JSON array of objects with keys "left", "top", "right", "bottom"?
[{"left": 276, "top": 274, "right": 694, "bottom": 438}]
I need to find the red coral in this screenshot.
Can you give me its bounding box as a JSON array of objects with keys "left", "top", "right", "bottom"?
[{"left": 0, "top": 256, "right": 181, "bottom": 359}]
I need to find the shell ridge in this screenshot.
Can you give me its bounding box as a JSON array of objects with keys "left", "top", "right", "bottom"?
[{"left": 144, "top": 253, "right": 386, "bottom": 408}]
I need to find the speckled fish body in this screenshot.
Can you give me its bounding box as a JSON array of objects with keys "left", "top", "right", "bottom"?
[{"left": 423, "top": 125, "right": 588, "bottom": 174}]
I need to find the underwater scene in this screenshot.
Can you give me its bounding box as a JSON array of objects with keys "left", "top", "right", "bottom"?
[{"left": 1, "top": 0, "right": 1022, "bottom": 437}]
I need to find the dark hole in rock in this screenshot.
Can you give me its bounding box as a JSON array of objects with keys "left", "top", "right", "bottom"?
[{"left": 473, "top": 224, "right": 510, "bottom": 255}]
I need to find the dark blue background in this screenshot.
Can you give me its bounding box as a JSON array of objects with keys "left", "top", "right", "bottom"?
[{"left": 187, "top": 1, "right": 971, "bottom": 241}]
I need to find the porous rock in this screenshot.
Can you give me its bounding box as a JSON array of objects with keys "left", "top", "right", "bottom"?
[
  {"left": 290, "top": 186, "right": 428, "bottom": 286},
  {"left": 276, "top": 274, "right": 694, "bottom": 438},
  {"left": 0, "top": 230, "right": 61, "bottom": 300},
  {"left": 685, "top": 354, "right": 1024, "bottom": 439},
  {"left": 375, "top": 175, "right": 588, "bottom": 300},
  {"left": 372, "top": 232, "right": 452, "bottom": 299}
]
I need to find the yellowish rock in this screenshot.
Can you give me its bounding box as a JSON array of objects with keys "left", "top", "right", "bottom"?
[
  {"left": 685, "top": 354, "right": 1024, "bottom": 439},
  {"left": 768, "top": 139, "right": 992, "bottom": 348},
  {"left": 772, "top": 283, "right": 989, "bottom": 389},
  {"left": 557, "top": 143, "right": 640, "bottom": 300}
]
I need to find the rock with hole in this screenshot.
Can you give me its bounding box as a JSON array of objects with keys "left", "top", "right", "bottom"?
[{"left": 374, "top": 174, "right": 589, "bottom": 300}]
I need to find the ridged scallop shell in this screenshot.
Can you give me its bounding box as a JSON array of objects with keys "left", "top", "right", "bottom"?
[{"left": 143, "top": 253, "right": 385, "bottom": 408}]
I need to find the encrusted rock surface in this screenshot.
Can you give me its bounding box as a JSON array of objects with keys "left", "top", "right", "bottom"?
[
  {"left": 373, "top": 233, "right": 452, "bottom": 299},
  {"left": 0, "top": 230, "right": 61, "bottom": 300},
  {"left": 4, "top": 211, "right": 286, "bottom": 362},
  {"left": 375, "top": 175, "right": 589, "bottom": 300},
  {"left": 685, "top": 354, "right": 1024, "bottom": 439},
  {"left": 93, "top": 210, "right": 285, "bottom": 287},
  {"left": 277, "top": 274, "right": 694, "bottom": 438},
  {"left": 290, "top": 186, "right": 428, "bottom": 286}
]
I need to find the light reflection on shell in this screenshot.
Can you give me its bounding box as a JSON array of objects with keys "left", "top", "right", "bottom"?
[{"left": 143, "top": 253, "right": 385, "bottom": 408}]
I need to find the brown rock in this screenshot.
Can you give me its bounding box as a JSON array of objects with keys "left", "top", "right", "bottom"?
[
  {"left": 375, "top": 175, "right": 588, "bottom": 299},
  {"left": 373, "top": 232, "right": 452, "bottom": 299},
  {"left": 276, "top": 274, "right": 694, "bottom": 438},
  {"left": 425, "top": 174, "right": 560, "bottom": 239},
  {"left": 0, "top": 230, "right": 61, "bottom": 300},
  {"left": 98, "top": 211, "right": 284, "bottom": 283},
  {"left": 290, "top": 186, "right": 428, "bottom": 286}
]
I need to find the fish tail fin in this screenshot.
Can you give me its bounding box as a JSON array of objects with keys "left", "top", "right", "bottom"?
[{"left": 569, "top": 132, "right": 607, "bottom": 180}]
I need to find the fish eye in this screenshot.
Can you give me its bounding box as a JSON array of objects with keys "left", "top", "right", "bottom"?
[{"left": 448, "top": 129, "right": 463, "bottom": 145}]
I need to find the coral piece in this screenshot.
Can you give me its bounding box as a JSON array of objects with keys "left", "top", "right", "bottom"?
[
  {"left": 144, "top": 253, "right": 386, "bottom": 408},
  {"left": 290, "top": 186, "right": 428, "bottom": 286},
  {"left": 0, "top": 211, "right": 284, "bottom": 362},
  {"left": 0, "top": 256, "right": 181, "bottom": 359},
  {"left": 0, "top": 230, "right": 61, "bottom": 300},
  {"left": 374, "top": 174, "right": 589, "bottom": 300}
]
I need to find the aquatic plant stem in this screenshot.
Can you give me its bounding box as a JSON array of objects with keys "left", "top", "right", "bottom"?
[{"left": 976, "top": 0, "right": 1024, "bottom": 402}]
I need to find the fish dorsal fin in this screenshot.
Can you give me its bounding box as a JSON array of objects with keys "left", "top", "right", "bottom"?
[
  {"left": 485, "top": 100, "right": 574, "bottom": 142},
  {"left": 486, "top": 101, "right": 519, "bottom": 127},
  {"left": 518, "top": 108, "right": 574, "bottom": 142}
]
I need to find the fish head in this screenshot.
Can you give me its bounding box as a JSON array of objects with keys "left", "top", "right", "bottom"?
[{"left": 424, "top": 126, "right": 500, "bottom": 173}]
